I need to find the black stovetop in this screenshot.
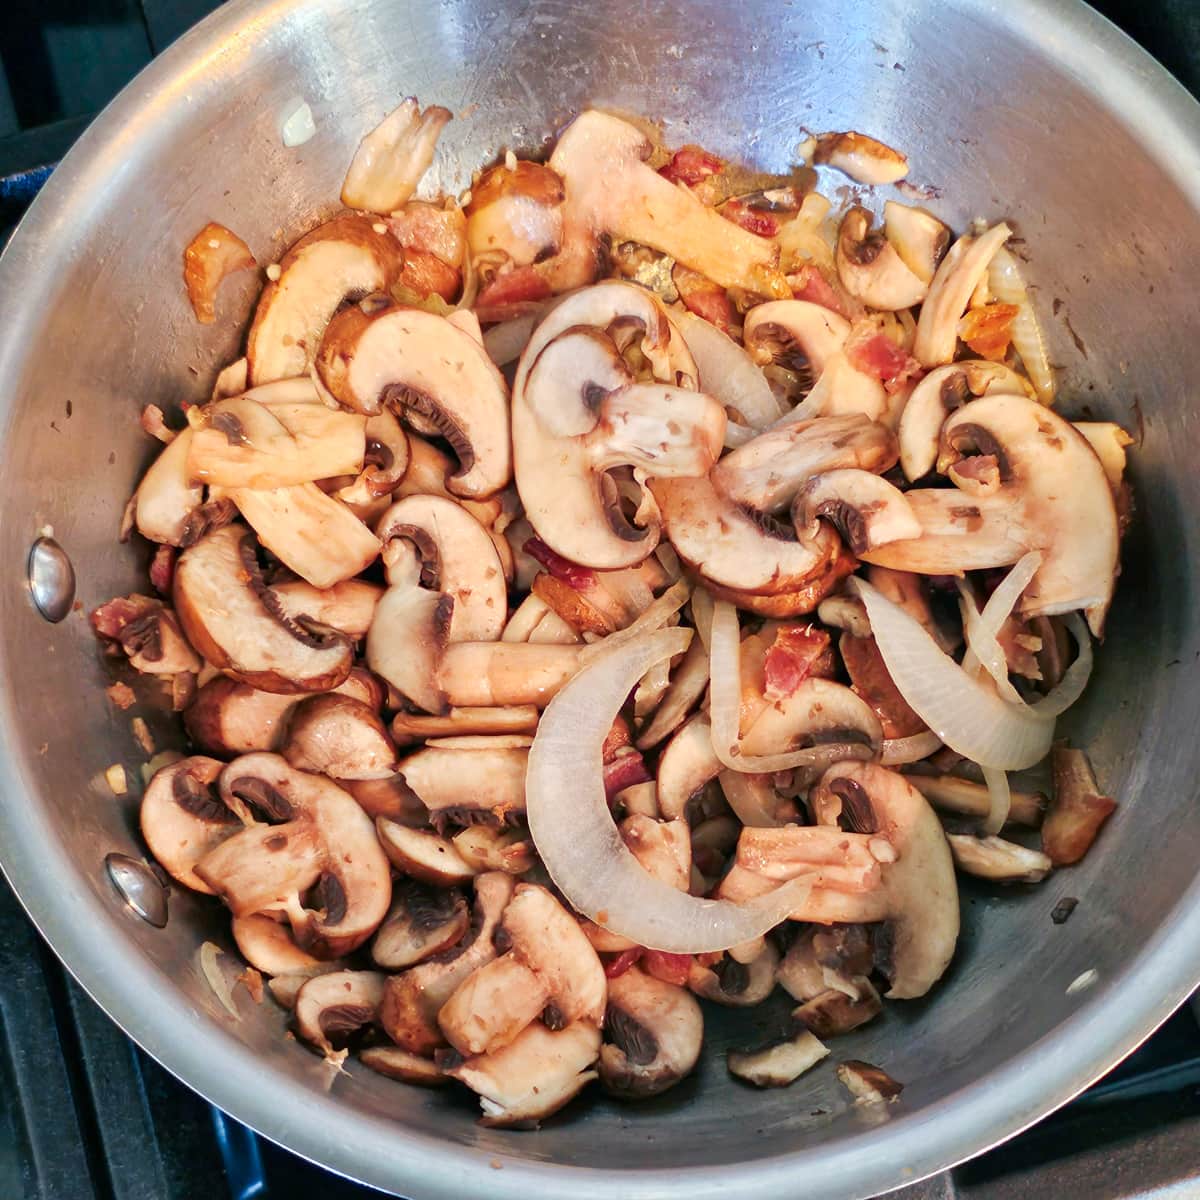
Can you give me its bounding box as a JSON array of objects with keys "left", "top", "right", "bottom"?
[{"left": 1, "top": 2, "right": 1199, "bottom": 1198}]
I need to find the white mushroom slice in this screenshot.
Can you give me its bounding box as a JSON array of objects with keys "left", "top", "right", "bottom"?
[
  {"left": 836, "top": 207, "right": 928, "bottom": 311},
  {"left": 502, "top": 594, "right": 557, "bottom": 643},
  {"left": 376, "top": 495, "right": 506, "bottom": 641},
  {"left": 635, "top": 635, "right": 709, "bottom": 750},
  {"left": 600, "top": 966, "right": 703, "bottom": 1098},
  {"left": 246, "top": 216, "right": 404, "bottom": 384},
  {"left": 650, "top": 474, "right": 838, "bottom": 596},
  {"left": 132, "top": 429, "right": 203, "bottom": 546},
  {"left": 393, "top": 435, "right": 502, "bottom": 528},
  {"left": 341, "top": 98, "right": 451, "bottom": 213},
  {"left": 390, "top": 705, "right": 539, "bottom": 746},
  {"left": 1074, "top": 421, "right": 1133, "bottom": 492},
  {"left": 735, "top": 826, "right": 887, "bottom": 891},
  {"left": 811, "top": 761, "right": 959, "bottom": 998},
  {"left": 359, "top": 1045, "right": 446, "bottom": 1087},
  {"left": 365, "top": 576, "right": 452, "bottom": 715},
  {"left": 380, "top": 872, "right": 514, "bottom": 1054},
  {"left": 793, "top": 469, "right": 921, "bottom": 554},
  {"left": 316, "top": 303, "right": 511, "bottom": 499},
  {"left": 231, "top": 913, "right": 343, "bottom": 978},
  {"left": 271, "top": 579, "right": 382, "bottom": 641},
  {"left": 174, "top": 526, "right": 353, "bottom": 694},
  {"left": 727, "top": 1029, "right": 829, "bottom": 1088},
  {"left": 817, "top": 594, "right": 872, "bottom": 639},
  {"left": 883, "top": 201, "right": 950, "bottom": 285},
  {"left": 549, "top": 110, "right": 787, "bottom": 297},
  {"left": 799, "top": 353, "right": 889, "bottom": 423},
  {"left": 282, "top": 694, "right": 397, "bottom": 780},
  {"left": 371, "top": 881, "right": 470, "bottom": 971},
  {"left": 437, "top": 642, "right": 584, "bottom": 708},
  {"left": 913, "top": 222, "right": 1012, "bottom": 367},
  {"left": 687, "top": 941, "right": 780, "bottom": 1007},
  {"left": 197, "top": 753, "right": 392, "bottom": 958},
  {"left": 452, "top": 825, "right": 536, "bottom": 875},
  {"left": 294, "top": 970, "right": 386, "bottom": 1059},
  {"left": 740, "top": 678, "right": 883, "bottom": 760},
  {"left": 812, "top": 131, "right": 908, "bottom": 185},
  {"left": 657, "top": 713, "right": 721, "bottom": 821},
  {"left": 500, "top": 884, "right": 607, "bottom": 1027},
  {"left": 399, "top": 743, "right": 528, "bottom": 829},
  {"left": 620, "top": 815, "right": 691, "bottom": 892},
  {"left": 230, "top": 484, "right": 381, "bottom": 589},
  {"left": 446, "top": 1020, "right": 601, "bottom": 1128},
  {"left": 375, "top": 818, "right": 478, "bottom": 886},
  {"left": 937, "top": 393, "right": 1119, "bottom": 633},
  {"left": 335, "top": 408, "right": 411, "bottom": 511},
  {"left": 438, "top": 954, "right": 549, "bottom": 1057},
  {"left": 187, "top": 396, "right": 366, "bottom": 489},
  {"left": 946, "top": 834, "right": 1053, "bottom": 883},
  {"left": 512, "top": 286, "right": 724, "bottom": 569},
  {"left": 711, "top": 413, "right": 898, "bottom": 515},
  {"left": 212, "top": 357, "right": 249, "bottom": 401},
  {"left": 742, "top": 300, "right": 850, "bottom": 376}
]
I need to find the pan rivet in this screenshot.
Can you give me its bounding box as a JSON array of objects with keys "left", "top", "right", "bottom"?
[
  {"left": 27, "top": 536, "right": 76, "bottom": 623},
  {"left": 105, "top": 853, "right": 169, "bottom": 928}
]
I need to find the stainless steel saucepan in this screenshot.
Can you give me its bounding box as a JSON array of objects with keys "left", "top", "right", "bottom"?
[{"left": 0, "top": 1, "right": 1197, "bottom": 1196}]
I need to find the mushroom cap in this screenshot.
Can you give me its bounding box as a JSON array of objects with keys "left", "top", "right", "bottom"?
[
  {"left": 437, "top": 953, "right": 549, "bottom": 1057},
  {"left": 316, "top": 302, "right": 511, "bottom": 499},
  {"left": 365, "top": 580, "right": 453, "bottom": 715},
  {"left": 133, "top": 429, "right": 203, "bottom": 547},
  {"left": 398, "top": 743, "right": 528, "bottom": 830},
  {"left": 811, "top": 761, "right": 959, "bottom": 999},
  {"left": 231, "top": 912, "right": 339, "bottom": 977},
  {"left": 375, "top": 494, "right": 507, "bottom": 641},
  {"left": 294, "top": 969, "right": 386, "bottom": 1058},
  {"left": 938, "top": 392, "right": 1120, "bottom": 634},
  {"left": 882, "top": 200, "right": 949, "bottom": 286},
  {"left": 371, "top": 880, "right": 471, "bottom": 971},
  {"left": 742, "top": 300, "right": 849, "bottom": 377},
  {"left": 835, "top": 206, "right": 928, "bottom": 311},
  {"left": 174, "top": 525, "right": 354, "bottom": 694},
  {"left": 270, "top": 579, "right": 383, "bottom": 641},
  {"left": 246, "top": 215, "right": 405, "bottom": 384},
  {"left": 687, "top": 941, "right": 780, "bottom": 1007},
  {"left": 282, "top": 693, "right": 397, "bottom": 781},
  {"left": 600, "top": 966, "right": 703, "bottom": 1098},
  {"left": 375, "top": 817, "right": 479, "bottom": 886},
  {"left": 739, "top": 677, "right": 884, "bottom": 759},
  {"left": 792, "top": 468, "right": 922, "bottom": 555},
  {"left": 656, "top": 713, "right": 721, "bottom": 821}
]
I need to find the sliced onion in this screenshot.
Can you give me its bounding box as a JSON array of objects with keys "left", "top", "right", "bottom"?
[
  {"left": 454, "top": 249, "right": 480, "bottom": 313},
  {"left": 199, "top": 942, "right": 241, "bottom": 1020},
  {"left": 580, "top": 578, "right": 691, "bottom": 667},
  {"left": 709, "top": 600, "right": 871, "bottom": 773},
  {"left": 989, "top": 247, "right": 1054, "bottom": 405},
  {"left": 635, "top": 634, "right": 710, "bottom": 750},
  {"left": 672, "top": 310, "right": 783, "bottom": 431},
  {"left": 689, "top": 587, "right": 716, "bottom": 653},
  {"left": 880, "top": 731, "right": 942, "bottom": 765},
  {"left": 482, "top": 314, "right": 538, "bottom": 367},
  {"left": 981, "top": 766, "right": 1011, "bottom": 835},
  {"left": 852, "top": 578, "right": 1055, "bottom": 770},
  {"left": 526, "top": 627, "right": 813, "bottom": 952},
  {"left": 959, "top": 551, "right": 1042, "bottom": 702},
  {"left": 1029, "top": 612, "right": 1093, "bottom": 718}
]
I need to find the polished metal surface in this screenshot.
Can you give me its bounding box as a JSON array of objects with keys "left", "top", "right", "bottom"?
[
  {"left": 0, "top": 1, "right": 1197, "bottom": 1198},
  {"left": 104, "top": 853, "right": 169, "bottom": 929},
  {"left": 27, "top": 536, "right": 75, "bottom": 623}
]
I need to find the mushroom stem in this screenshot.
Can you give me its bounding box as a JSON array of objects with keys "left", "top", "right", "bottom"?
[
  {"left": 907, "top": 772, "right": 1045, "bottom": 828},
  {"left": 439, "top": 642, "right": 583, "bottom": 708}
]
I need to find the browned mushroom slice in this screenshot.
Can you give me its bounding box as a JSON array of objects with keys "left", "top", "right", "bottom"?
[
  {"left": 837, "top": 1059, "right": 904, "bottom": 1103},
  {"left": 840, "top": 632, "right": 926, "bottom": 739},
  {"left": 271, "top": 580, "right": 383, "bottom": 641},
  {"left": 835, "top": 206, "right": 927, "bottom": 311},
  {"left": 371, "top": 881, "right": 470, "bottom": 971},
  {"left": 390, "top": 705, "right": 539, "bottom": 747},
  {"left": 620, "top": 815, "right": 691, "bottom": 893},
  {"left": 793, "top": 979, "right": 883, "bottom": 1038},
  {"left": 294, "top": 970, "right": 386, "bottom": 1059},
  {"left": 397, "top": 742, "right": 527, "bottom": 830},
  {"left": 792, "top": 470, "right": 921, "bottom": 556},
  {"left": 438, "top": 954, "right": 550, "bottom": 1056},
  {"left": 380, "top": 871, "right": 514, "bottom": 1054},
  {"left": 444, "top": 1019, "right": 601, "bottom": 1128},
  {"left": 341, "top": 98, "right": 451, "bottom": 213},
  {"left": 500, "top": 883, "right": 607, "bottom": 1027},
  {"left": 130, "top": 429, "right": 204, "bottom": 546},
  {"left": 92, "top": 596, "right": 204, "bottom": 676},
  {"left": 946, "top": 834, "right": 1053, "bottom": 882},
  {"left": 451, "top": 825, "right": 536, "bottom": 876},
  {"left": 376, "top": 818, "right": 478, "bottom": 887},
  {"left": 1043, "top": 743, "right": 1117, "bottom": 865},
  {"left": 174, "top": 526, "right": 353, "bottom": 694},
  {"left": 282, "top": 694, "right": 397, "bottom": 780},
  {"left": 195, "top": 753, "right": 391, "bottom": 958},
  {"left": 656, "top": 713, "right": 720, "bottom": 821},
  {"left": 810, "top": 130, "right": 908, "bottom": 184},
  {"left": 231, "top": 912, "right": 343, "bottom": 978},
  {"left": 687, "top": 941, "right": 779, "bottom": 1008},
  {"left": 436, "top": 642, "right": 584, "bottom": 708},
  {"left": 140, "top": 756, "right": 245, "bottom": 892},
  {"left": 727, "top": 1029, "right": 829, "bottom": 1088},
  {"left": 316, "top": 303, "right": 510, "bottom": 498},
  {"left": 600, "top": 966, "right": 703, "bottom": 1099},
  {"left": 341, "top": 774, "right": 427, "bottom": 825},
  {"left": 359, "top": 1045, "right": 447, "bottom": 1086},
  {"left": 246, "top": 215, "right": 405, "bottom": 384},
  {"left": 392, "top": 435, "right": 502, "bottom": 528},
  {"left": 466, "top": 160, "right": 565, "bottom": 267}
]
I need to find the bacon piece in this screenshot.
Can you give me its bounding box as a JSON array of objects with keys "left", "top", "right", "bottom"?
[
  {"left": 659, "top": 146, "right": 724, "bottom": 188},
  {"left": 90, "top": 595, "right": 157, "bottom": 640},
  {"left": 602, "top": 716, "right": 633, "bottom": 763},
  {"left": 149, "top": 545, "right": 176, "bottom": 598},
  {"left": 395, "top": 247, "right": 461, "bottom": 301},
  {"left": 183, "top": 222, "right": 256, "bottom": 324},
  {"left": 604, "top": 947, "right": 644, "bottom": 978},
  {"left": 840, "top": 633, "right": 925, "bottom": 738},
  {"left": 473, "top": 265, "right": 552, "bottom": 322},
  {"left": 641, "top": 949, "right": 692, "bottom": 987},
  {"left": 523, "top": 537, "right": 597, "bottom": 590},
  {"left": 105, "top": 682, "right": 137, "bottom": 711},
  {"left": 844, "top": 323, "right": 924, "bottom": 394},
  {"left": 787, "top": 264, "right": 850, "bottom": 318},
  {"left": 604, "top": 750, "right": 653, "bottom": 803},
  {"left": 720, "top": 199, "right": 780, "bottom": 238},
  {"left": 959, "top": 303, "right": 1019, "bottom": 362},
  {"left": 672, "top": 264, "right": 734, "bottom": 333},
  {"left": 386, "top": 202, "right": 467, "bottom": 267},
  {"left": 763, "top": 624, "right": 833, "bottom": 701}
]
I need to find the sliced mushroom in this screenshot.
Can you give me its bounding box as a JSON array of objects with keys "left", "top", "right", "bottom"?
[
  {"left": 376, "top": 818, "right": 478, "bottom": 886},
  {"left": 913, "top": 222, "right": 1012, "bottom": 367},
  {"left": 294, "top": 970, "right": 386, "bottom": 1059},
  {"left": 341, "top": 98, "right": 451, "bottom": 213},
  {"left": 688, "top": 941, "right": 780, "bottom": 1008},
  {"left": 703, "top": 543, "right": 859, "bottom": 619},
  {"left": 229, "top": 483, "right": 381, "bottom": 590},
  {"left": 836, "top": 206, "right": 928, "bottom": 310},
  {"left": 131, "top": 429, "right": 204, "bottom": 546},
  {"left": 810, "top": 761, "right": 959, "bottom": 998},
  {"left": 438, "top": 954, "right": 550, "bottom": 1056},
  {"left": 635, "top": 635, "right": 709, "bottom": 750},
  {"left": 1043, "top": 743, "right": 1117, "bottom": 865},
  {"left": 270, "top": 580, "right": 383, "bottom": 641},
  {"left": 711, "top": 412, "right": 898, "bottom": 515},
  {"left": 92, "top": 597, "right": 203, "bottom": 676},
  {"left": 316, "top": 302, "right": 511, "bottom": 499},
  {"left": 452, "top": 825, "right": 536, "bottom": 875},
  {"left": 246, "top": 216, "right": 404, "bottom": 384},
  {"left": 282, "top": 693, "right": 397, "bottom": 780},
  {"left": 500, "top": 883, "right": 607, "bottom": 1027},
  {"left": 393, "top": 434, "right": 502, "bottom": 528},
  {"left": 742, "top": 300, "right": 851, "bottom": 377},
  {"left": 840, "top": 632, "right": 926, "bottom": 739},
  {"left": 837, "top": 1059, "right": 904, "bottom": 1103},
  {"left": 817, "top": 594, "right": 872, "bottom": 639},
  {"left": 231, "top": 912, "right": 343, "bottom": 978},
  {"left": 735, "top": 826, "right": 890, "bottom": 894},
  {"left": 334, "top": 408, "right": 411, "bottom": 514},
  {"left": 657, "top": 713, "right": 721, "bottom": 821},
  {"left": 398, "top": 742, "right": 528, "bottom": 830},
  {"left": 140, "top": 756, "right": 245, "bottom": 892},
  {"left": 793, "top": 978, "right": 883, "bottom": 1038},
  {"left": 719, "top": 770, "right": 798, "bottom": 829},
  {"left": 549, "top": 110, "right": 786, "bottom": 297},
  {"left": 444, "top": 1019, "right": 601, "bottom": 1128},
  {"left": 359, "top": 1045, "right": 447, "bottom": 1086},
  {"left": 600, "top": 966, "right": 703, "bottom": 1099},
  {"left": 946, "top": 834, "right": 1052, "bottom": 883},
  {"left": 195, "top": 753, "right": 392, "bottom": 957},
  {"left": 740, "top": 677, "right": 883, "bottom": 760},
  {"left": 906, "top": 773, "right": 1046, "bottom": 828},
  {"left": 436, "top": 641, "right": 584, "bottom": 708},
  {"left": 390, "top": 705, "right": 539, "bottom": 746},
  {"left": 466, "top": 160, "right": 566, "bottom": 267},
  {"left": 727, "top": 1029, "right": 829, "bottom": 1088},
  {"left": 380, "top": 871, "right": 514, "bottom": 1054},
  {"left": 174, "top": 526, "right": 353, "bottom": 694},
  {"left": 792, "top": 469, "right": 921, "bottom": 554},
  {"left": 512, "top": 282, "right": 724, "bottom": 569},
  {"left": 811, "top": 130, "right": 908, "bottom": 184},
  {"left": 371, "top": 881, "right": 470, "bottom": 970},
  {"left": 882, "top": 201, "right": 949, "bottom": 285},
  {"left": 620, "top": 815, "right": 691, "bottom": 892},
  {"left": 340, "top": 774, "right": 427, "bottom": 825}
]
